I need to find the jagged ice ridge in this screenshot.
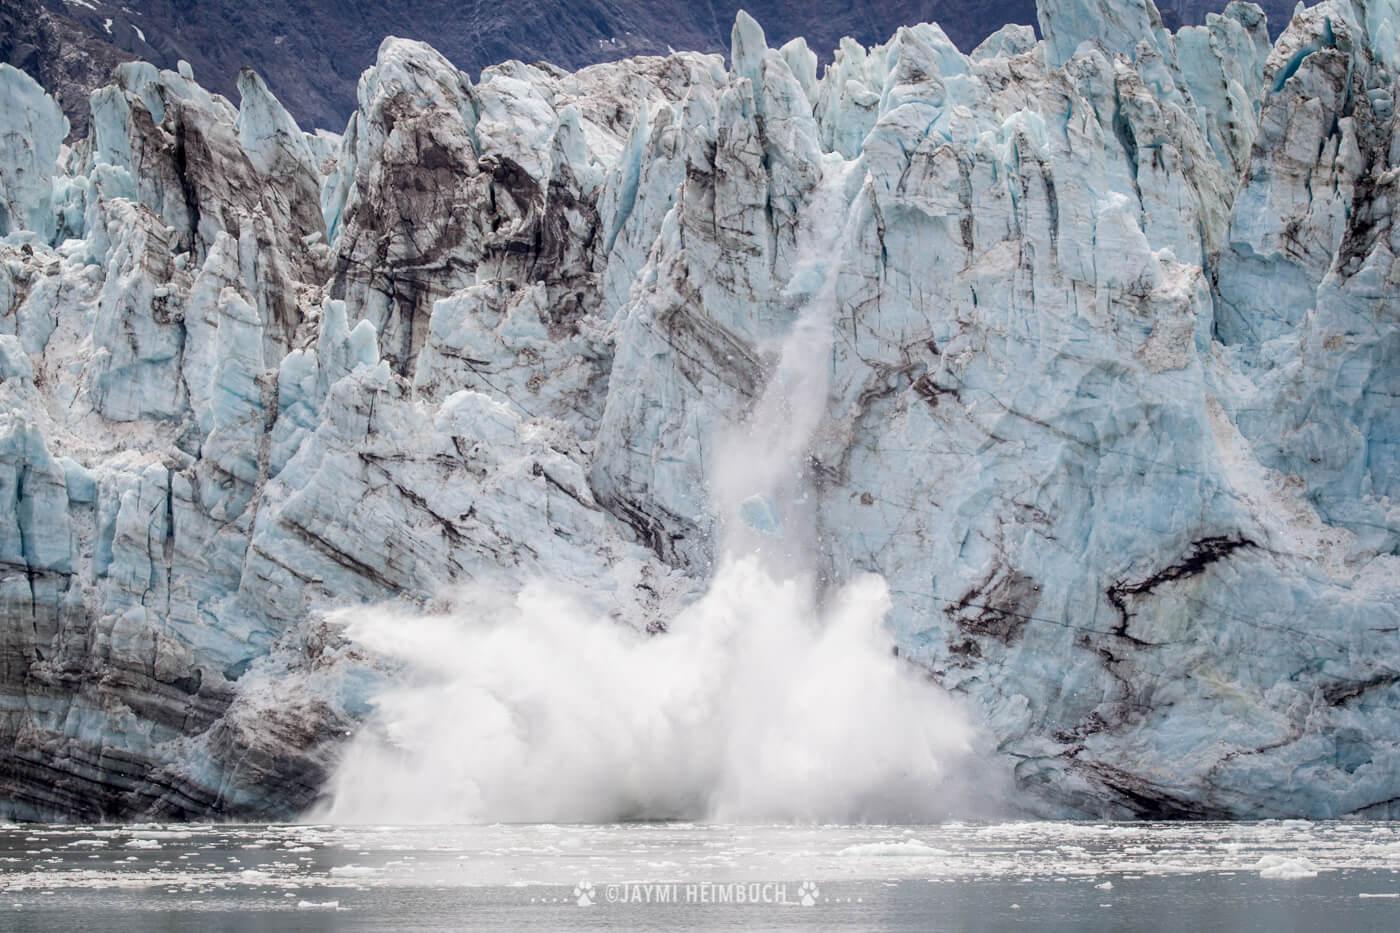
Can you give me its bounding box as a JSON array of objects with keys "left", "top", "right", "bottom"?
[{"left": 0, "top": 0, "right": 1397, "bottom": 820}]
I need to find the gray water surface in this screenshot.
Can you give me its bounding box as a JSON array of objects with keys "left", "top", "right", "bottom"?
[{"left": 3, "top": 821, "right": 1398, "bottom": 930}]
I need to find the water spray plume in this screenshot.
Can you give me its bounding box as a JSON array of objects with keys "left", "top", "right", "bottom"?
[{"left": 319, "top": 155, "right": 988, "bottom": 824}]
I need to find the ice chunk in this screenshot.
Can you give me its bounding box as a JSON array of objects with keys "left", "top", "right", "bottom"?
[
  {"left": 1255, "top": 855, "right": 1320, "bottom": 879},
  {"left": 0, "top": 65, "right": 66, "bottom": 242},
  {"left": 738, "top": 495, "right": 781, "bottom": 537}
]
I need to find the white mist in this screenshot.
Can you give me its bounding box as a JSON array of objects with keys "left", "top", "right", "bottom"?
[{"left": 319, "top": 156, "right": 983, "bottom": 824}]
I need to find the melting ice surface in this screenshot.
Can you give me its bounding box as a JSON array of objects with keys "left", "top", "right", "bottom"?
[
  {"left": 3, "top": 821, "right": 1399, "bottom": 931},
  {"left": 320, "top": 157, "right": 985, "bottom": 824}
]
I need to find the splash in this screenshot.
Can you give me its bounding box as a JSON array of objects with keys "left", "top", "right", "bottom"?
[{"left": 319, "top": 157, "right": 984, "bottom": 824}]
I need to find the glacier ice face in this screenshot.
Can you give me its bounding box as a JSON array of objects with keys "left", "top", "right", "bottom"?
[
  {"left": 0, "top": 64, "right": 68, "bottom": 244},
  {"left": 1, "top": 0, "right": 1398, "bottom": 820}
]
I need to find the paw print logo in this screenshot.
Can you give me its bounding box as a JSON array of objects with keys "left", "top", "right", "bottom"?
[
  {"left": 797, "top": 880, "right": 820, "bottom": 906},
  {"left": 573, "top": 880, "right": 595, "bottom": 907}
]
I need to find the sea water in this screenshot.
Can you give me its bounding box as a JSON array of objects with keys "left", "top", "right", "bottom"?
[{"left": 3, "top": 820, "right": 1398, "bottom": 931}]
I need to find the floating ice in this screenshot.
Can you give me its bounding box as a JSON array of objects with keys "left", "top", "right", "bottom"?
[
  {"left": 1255, "top": 855, "right": 1321, "bottom": 880},
  {"left": 838, "top": 840, "right": 955, "bottom": 857}
]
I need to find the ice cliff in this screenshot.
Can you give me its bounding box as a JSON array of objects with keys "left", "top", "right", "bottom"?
[{"left": 1, "top": 0, "right": 1397, "bottom": 820}]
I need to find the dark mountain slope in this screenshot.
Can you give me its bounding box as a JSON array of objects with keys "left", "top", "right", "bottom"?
[{"left": 5, "top": 0, "right": 1297, "bottom": 133}]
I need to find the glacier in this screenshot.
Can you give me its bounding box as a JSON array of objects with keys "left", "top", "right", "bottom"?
[{"left": 0, "top": 0, "right": 1397, "bottom": 821}]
